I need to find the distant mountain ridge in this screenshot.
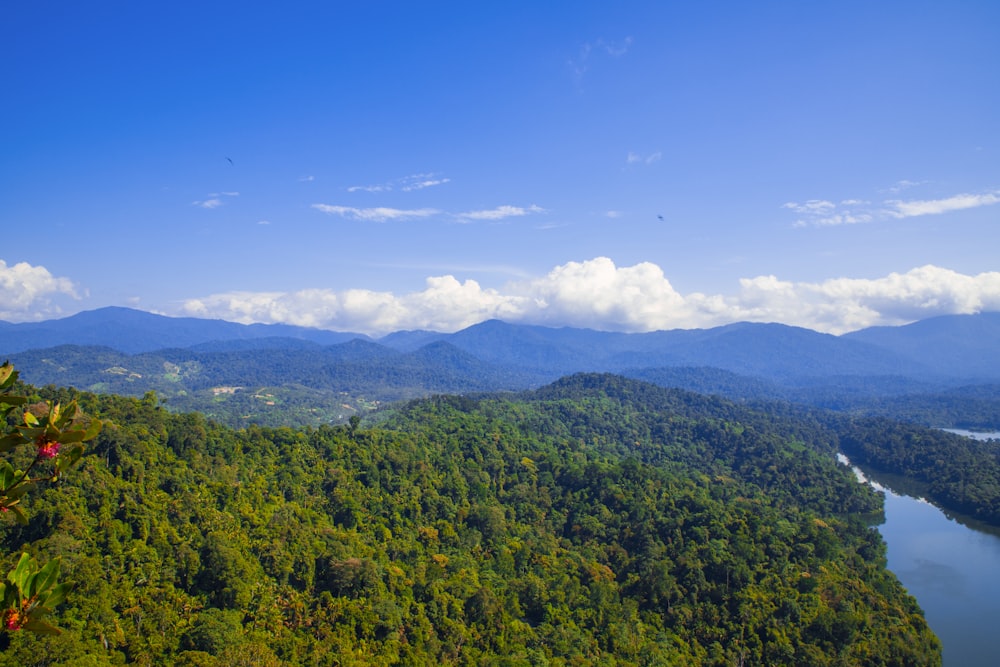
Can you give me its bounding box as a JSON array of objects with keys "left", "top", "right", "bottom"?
[
  {"left": 0, "top": 306, "right": 367, "bottom": 354},
  {"left": 4, "top": 307, "right": 1000, "bottom": 381},
  {"left": 3, "top": 307, "right": 1000, "bottom": 429}
]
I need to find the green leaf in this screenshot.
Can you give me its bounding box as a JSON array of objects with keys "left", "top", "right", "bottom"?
[
  {"left": 32, "top": 558, "right": 61, "bottom": 598},
  {"left": 9, "top": 504, "right": 28, "bottom": 525},
  {"left": 81, "top": 418, "right": 102, "bottom": 440},
  {"left": 22, "top": 617, "right": 61, "bottom": 634},
  {"left": 7, "top": 482, "right": 38, "bottom": 500},
  {"left": 0, "top": 434, "right": 28, "bottom": 453},
  {"left": 0, "top": 362, "right": 17, "bottom": 388},
  {"left": 0, "top": 460, "right": 16, "bottom": 486},
  {"left": 56, "top": 430, "right": 84, "bottom": 444},
  {"left": 42, "top": 582, "right": 71, "bottom": 610},
  {"left": 10, "top": 552, "right": 32, "bottom": 592}
]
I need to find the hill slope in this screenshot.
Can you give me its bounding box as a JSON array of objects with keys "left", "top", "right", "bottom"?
[
  {"left": 0, "top": 376, "right": 940, "bottom": 665},
  {"left": 4, "top": 309, "right": 1000, "bottom": 429}
]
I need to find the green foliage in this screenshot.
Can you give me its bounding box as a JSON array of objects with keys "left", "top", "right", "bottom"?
[
  {"left": 0, "top": 362, "right": 101, "bottom": 637},
  {"left": 0, "top": 553, "right": 69, "bottom": 634},
  {"left": 836, "top": 415, "right": 1000, "bottom": 524},
  {"left": 0, "top": 372, "right": 941, "bottom": 665}
]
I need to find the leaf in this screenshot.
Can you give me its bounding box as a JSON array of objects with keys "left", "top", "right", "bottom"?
[
  {"left": 0, "top": 363, "right": 17, "bottom": 388},
  {"left": 81, "top": 418, "right": 103, "bottom": 441},
  {"left": 55, "top": 447, "right": 85, "bottom": 475},
  {"left": 0, "top": 433, "right": 29, "bottom": 453},
  {"left": 9, "top": 504, "right": 28, "bottom": 525},
  {"left": 42, "top": 582, "right": 71, "bottom": 610},
  {"left": 22, "top": 617, "right": 61, "bottom": 634},
  {"left": 0, "top": 460, "right": 16, "bottom": 486},
  {"left": 32, "top": 558, "right": 61, "bottom": 598},
  {"left": 56, "top": 430, "right": 86, "bottom": 444},
  {"left": 9, "top": 553, "right": 32, "bottom": 592},
  {"left": 7, "top": 481, "right": 38, "bottom": 500}
]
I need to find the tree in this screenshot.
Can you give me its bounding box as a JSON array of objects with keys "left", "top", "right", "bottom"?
[{"left": 0, "top": 362, "right": 101, "bottom": 635}]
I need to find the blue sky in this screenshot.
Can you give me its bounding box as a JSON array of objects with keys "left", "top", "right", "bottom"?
[{"left": 2, "top": 1, "right": 999, "bottom": 335}]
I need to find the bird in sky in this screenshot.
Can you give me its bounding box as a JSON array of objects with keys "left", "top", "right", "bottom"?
[{"left": 226, "top": 157, "right": 233, "bottom": 166}]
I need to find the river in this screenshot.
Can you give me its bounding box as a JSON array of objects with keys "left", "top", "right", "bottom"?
[{"left": 841, "top": 451, "right": 1000, "bottom": 666}]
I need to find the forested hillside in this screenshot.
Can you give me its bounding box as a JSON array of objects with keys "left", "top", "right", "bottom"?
[
  {"left": 836, "top": 416, "right": 1000, "bottom": 524},
  {"left": 0, "top": 375, "right": 939, "bottom": 665}
]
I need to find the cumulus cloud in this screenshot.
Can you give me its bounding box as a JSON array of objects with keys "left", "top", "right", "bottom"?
[
  {"left": 181, "top": 277, "right": 525, "bottom": 334},
  {"left": 312, "top": 204, "right": 441, "bottom": 222},
  {"left": 175, "top": 258, "right": 1000, "bottom": 336},
  {"left": 0, "top": 260, "right": 80, "bottom": 321},
  {"left": 786, "top": 188, "right": 1000, "bottom": 227}
]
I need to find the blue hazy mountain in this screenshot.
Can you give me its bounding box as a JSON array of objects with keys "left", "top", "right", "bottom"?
[
  {"left": 0, "top": 306, "right": 368, "bottom": 354},
  {"left": 3, "top": 308, "right": 1000, "bottom": 428}
]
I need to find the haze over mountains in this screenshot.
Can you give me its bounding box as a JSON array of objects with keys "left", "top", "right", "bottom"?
[
  {"left": 3, "top": 307, "right": 998, "bottom": 378},
  {"left": 2, "top": 307, "right": 998, "bottom": 428}
]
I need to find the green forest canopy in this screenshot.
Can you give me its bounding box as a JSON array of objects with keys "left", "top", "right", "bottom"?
[{"left": 1, "top": 373, "right": 942, "bottom": 666}]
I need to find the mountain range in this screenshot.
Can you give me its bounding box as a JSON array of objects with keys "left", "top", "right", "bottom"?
[{"left": 2, "top": 307, "right": 998, "bottom": 428}]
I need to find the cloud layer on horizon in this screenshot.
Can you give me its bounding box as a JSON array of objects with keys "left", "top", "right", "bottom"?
[
  {"left": 0, "top": 260, "right": 79, "bottom": 321},
  {"left": 5, "top": 258, "right": 998, "bottom": 335},
  {"left": 176, "top": 258, "right": 1000, "bottom": 336}
]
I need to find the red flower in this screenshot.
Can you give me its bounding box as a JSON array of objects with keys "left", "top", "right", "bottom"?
[
  {"left": 35, "top": 436, "right": 61, "bottom": 459},
  {"left": 4, "top": 609, "right": 23, "bottom": 631}
]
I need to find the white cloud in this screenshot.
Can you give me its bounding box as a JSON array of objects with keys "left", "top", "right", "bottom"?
[
  {"left": 175, "top": 258, "right": 1000, "bottom": 336},
  {"left": 456, "top": 205, "right": 545, "bottom": 221},
  {"left": 193, "top": 191, "right": 238, "bottom": 209},
  {"left": 347, "top": 173, "right": 449, "bottom": 193},
  {"left": 400, "top": 173, "right": 450, "bottom": 191},
  {"left": 885, "top": 191, "right": 1000, "bottom": 218},
  {"left": 627, "top": 151, "right": 661, "bottom": 165},
  {"left": 347, "top": 184, "right": 390, "bottom": 193},
  {"left": 782, "top": 200, "right": 836, "bottom": 215},
  {"left": 181, "top": 277, "right": 524, "bottom": 334},
  {"left": 786, "top": 188, "right": 1000, "bottom": 227},
  {"left": 299, "top": 175, "right": 315, "bottom": 182},
  {"left": 312, "top": 204, "right": 441, "bottom": 222},
  {"left": 0, "top": 260, "right": 80, "bottom": 321},
  {"left": 193, "top": 198, "right": 223, "bottom": 209}
]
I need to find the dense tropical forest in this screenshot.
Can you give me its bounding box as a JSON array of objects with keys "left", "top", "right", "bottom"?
[{"left": 1, "top": 373, "right": 942, "bottom": 665}]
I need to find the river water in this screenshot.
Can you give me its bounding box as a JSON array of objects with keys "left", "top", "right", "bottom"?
[{"left": 841, "top": 447, "right": 1000, "bottom": 667}]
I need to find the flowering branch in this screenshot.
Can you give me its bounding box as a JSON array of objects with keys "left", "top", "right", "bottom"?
[{"left": 0, "top": 362, "right": 101, "bottom": 635}]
